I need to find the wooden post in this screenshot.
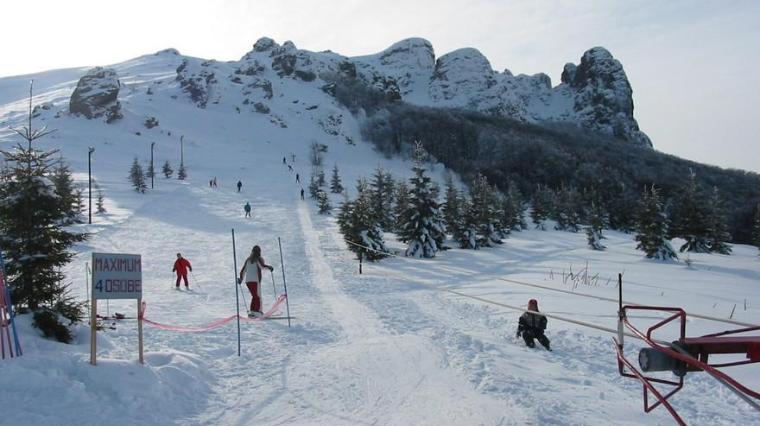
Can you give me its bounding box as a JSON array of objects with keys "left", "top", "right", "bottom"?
[
  {"left": 137, "top": 298, "right": 144, "bottom": 364},
  {"left": 90, "top": 298, "right": 97, "bottom": 365}
]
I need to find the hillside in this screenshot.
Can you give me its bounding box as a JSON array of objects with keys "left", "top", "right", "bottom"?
[{"left": 0, "top": 41, "right": 759, "bottom": 425}]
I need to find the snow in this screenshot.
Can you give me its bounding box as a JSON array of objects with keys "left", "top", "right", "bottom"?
[{"left": 0, "top": 48, "right": 758, "bottom": 426}]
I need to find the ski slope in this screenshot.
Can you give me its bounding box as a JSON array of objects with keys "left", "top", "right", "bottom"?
[{"left": 1, "top": 53, "right": 759, "bottom": 426}]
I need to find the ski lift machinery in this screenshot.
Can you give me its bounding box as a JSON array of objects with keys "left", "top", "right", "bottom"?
[{"left": 613, "top": 275, "right": 760, "bottom": 425}]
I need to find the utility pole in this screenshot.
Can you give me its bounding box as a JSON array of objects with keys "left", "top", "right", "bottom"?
[{"left": 88, "top": 146, "right": 95, "bottom": 224}]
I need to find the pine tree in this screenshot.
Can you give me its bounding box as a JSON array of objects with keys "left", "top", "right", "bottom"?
[
  {"left": 317, "top": 169, "right": 326, "bottom": 188},
  {"left": 337, "top": 179, "right": 387, "bottom": 260},
  {"left": 753, "top": 204, "right": 760, "bottom": 254},
  {"left": 635, "top": 185, "right": 677, "bottom": 260},
  {"left": 308, "top": 173, "right": 320, "bottom": 199},
  {"left": 585, "top": 201, "right": 607, "bottom": 251},
  {"left": 0, "top": 82, "right": 86, "bottom": 340},
  {"left": 177, "top": 162, "right": 187, "bottom": 180},
  {"left": 162, "top": 160, "right": 173, "bottom": 178},
  {"left": 50, "top": 161, "right": 83, "bottom": 225},
  {"left": 369, "top": 167, "right": 394, "bottom": 230},
  {"left": 442, "top": 176, "right": 462, "bottom": 236},
  {"left": 530, "top": 184, "right": 552, "bottom": 230},
  {"left": 392, "top": 181, "right": 410, "bottom": 233},
  {"left": 129, "top": 158, "right": 147, "bottom": 193},
  {"left": 554, "top": 185, "right": 581, "bottom": 232},
  {"left": 316, "top": 190, "right": 332, "bottom": 214},
  {"left": 670, "top": 170, "right": 710, "bottom": 253},
  {"left": 397, "top": 144, "right": 446, "bottom": 258},
  {"left": 499, "top": 183, "right": 525, "bottom": 235},
  {"left": 96, "top": 186, "right": 107, "bottom": 214},
  {"left": 330, "top": 164, "right": 344, "bottom": 194},
  {"left": 456, "top": 196, "right": 479, "bottom": 249},
  {"left": 704, "top": 186, "right": 732, "bottom": 254},
  {"left": 470, "top": 174, "right": 502, "bottom": 246}
]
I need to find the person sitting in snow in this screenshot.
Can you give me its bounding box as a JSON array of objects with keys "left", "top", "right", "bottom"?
[
  {"left": 172, "top": 253, "right": 193, "bottom": 289},
  {"left": 238, "top": 245, "right": 274, "bottom": 317},
  {"left": 517, "top": 299, "right": 551, "bottom": 350}
]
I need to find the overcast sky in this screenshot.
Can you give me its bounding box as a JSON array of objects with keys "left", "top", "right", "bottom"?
[{"left": 1, "top": 0, "right": 758, "bottom": 172}]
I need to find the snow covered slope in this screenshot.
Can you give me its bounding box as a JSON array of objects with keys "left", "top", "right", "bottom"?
[{"left": 0, "top": 41, "right": 757, "bottom": 426}]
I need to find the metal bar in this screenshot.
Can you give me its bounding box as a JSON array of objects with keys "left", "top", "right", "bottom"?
[
  {"left": 232, "top": 229, "right": 240, "bottom": 356},
  {"left": 277, "top": 237, "right": 291, "bottom": 328}
]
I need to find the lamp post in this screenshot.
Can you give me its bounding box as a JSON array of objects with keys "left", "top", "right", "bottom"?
[
  {"left": 88, "top": 146, "right": 95, "bottom": 224},
  {"left": 150, "top": 142, "right": 155, "bottom": 189}
]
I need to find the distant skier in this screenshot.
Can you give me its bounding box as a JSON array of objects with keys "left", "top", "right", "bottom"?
[
  {"left": 209, "top": 179, "right": 213, "bottom": 188},
  {"left": 517, "top": 299, "right": 551, "bottom": 350},
  {"left": 295, "top": 173, "right": 300, "bottom": 183},
  {"left": 172, "top": 253, "right": 193, "bottom": 289},
  {"left": 288, "top": 164, "right": 293, "bottom": 172},
  {"left": 244, "top": 202, "right": 251, "bottom": 218},
  {"left": 213, "top": 177, "right": 218, "bottom": 188},
  {"left": 300, "top": 188, "right": 305, "bottom": 200},
  {"left": 238, "top": 245, "right": 274, "bottom": 317},
  {"left": 282, "top": 156, "right": 286, "bottom": 164},
  {"left": 237, "top": 180, "right": 242, "bottom": 192}
]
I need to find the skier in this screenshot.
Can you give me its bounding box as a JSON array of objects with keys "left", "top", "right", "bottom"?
[
  {"left": 295, "top": 173, "right": 300, "bottom": 183},
  {"left": 238, "top": 245, "right": 274, "bottom": 317},
  {"left": 172, "top": 253, "right": 193, "bottom": 289},
  {"left": 209, "top": 179, "right": 213, "bottom": 188},
  {"left": 300, "top": 188, "right": 305, "bottom": 200},
  {"left": 282, "top": 156, "right": 286, "bottom": 164},
  {"left": 517, "top": 299, "right": 551, "bottom": 350},
  {"left": 288, "top": 164, "right": 293, "bottom": 172},
  {"left": 244, "top": 202, "right": 251, "bottom": 218},
  {"left": 213, "top": 177, "right": 218, "bottom": 188},
  {"left": 237, "top": 180, "right": 242, "bottom": 192}
]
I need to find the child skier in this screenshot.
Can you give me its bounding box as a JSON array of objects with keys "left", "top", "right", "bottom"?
[
  {"left": 517, "top": 299, "right": 551, "bottom": 350},
  {"left": 172, "top": 253, "right": 193, "bottom": 289},
  {"left": 238, "top": 245, "right": 274, "bottom": 317}
]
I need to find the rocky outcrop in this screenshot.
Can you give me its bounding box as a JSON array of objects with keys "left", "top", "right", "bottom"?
[
  {"left": 175, "top": 60, "right": 218, "bottom": 108},
  {"left": 559, "top": 47, "right": 651, "bottom": 146},
  {"left": 69, "top": 67, "right": 122, "bottom": 122}
]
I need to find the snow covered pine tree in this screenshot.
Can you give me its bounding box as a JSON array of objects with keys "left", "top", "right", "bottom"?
[{"left": 635, "top": 185, "right": 677, "bottom": 260}]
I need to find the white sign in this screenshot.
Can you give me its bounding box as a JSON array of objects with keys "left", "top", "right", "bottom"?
[{"left": 91, "top": 253, "right": 142, "bottom": 300}]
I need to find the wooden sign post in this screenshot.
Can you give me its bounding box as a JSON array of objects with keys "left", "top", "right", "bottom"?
[{"left": 90, "top": 253, "right": 143, "bottom": 365}]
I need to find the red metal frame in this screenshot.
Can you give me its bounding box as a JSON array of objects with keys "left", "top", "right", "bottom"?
[{"left": 615, "top": 305, "right": 760, "bottom": 425}]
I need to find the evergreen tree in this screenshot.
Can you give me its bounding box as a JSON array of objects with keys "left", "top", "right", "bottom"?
[
  {"left": 96, "top": 186, "right": 107, "bottom": 214},
  {"left": 369, "top": 167, "right": 394, "bottom": 230},
  {"left": 129, "top": 158, "right": 147, "bottom": 193},
  {"left": 330, "top": 164, "right": 344, "bottom": 194},
  {"left": 337, "top": 179, "right": 387, "bottom": 260},
  {"left": 456, "top": 196, "right": 479, "bottom": 249},
  {"left": 0, "top": 82, "right": 86, "bottom": 341},
  {"left": 499, "top": 183, "right": 525, "bottom": 235},
  {"left": 397, "top": 144, "right": 446, "bottom": 258},
  {"left": 705, "top": 186, "right": 732, "bottom": 254},
  {"left": 308, "top": 172, "right": 320, "bottom": 199},
  {"left": 50, "top": 162, "right": 83, "bottom": 225},
  {"left": 635, "top": 185, "right": 677, "bottom": 260},
  {"left": 470, "top": 174, "right": 502, "bottom": 246},
  {"left": 316, "top": 190, "right": 332, "bottom": 214},
  {"left": 146, "top": 160, "right": 155, "bottom": 181},
  {"left": 554, "top": 185, "right": 582, "bottom": 232},
  {"left": 530, "top": 184, "right": 552, "bottom": 230},
  {"left": 442, "top": 176, "right": 462, "bottom": 236},
  {"left": 670, "top": 170, "right": 710, "bottom": 253},
  {"left": 177, "top": 162, "right": 187, "bottom": 180},
  {"left": 162, "top": 160, "right": 173, "bottom": 178},
  {"left": 317, "top": 169, "right": 326, "bottom": 188},
  {"left": 753, "top": 204, "right": 760, "bottom": 254},
  {"left": 392, "top": 181, "right": 410, "bottom": 233}
]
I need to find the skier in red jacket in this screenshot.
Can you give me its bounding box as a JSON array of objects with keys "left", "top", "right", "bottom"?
[{"left": 172, "top": 253, "right": 192, "bottom": 289}]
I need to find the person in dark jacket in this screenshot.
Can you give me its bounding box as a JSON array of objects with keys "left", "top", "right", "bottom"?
[
  {"left": 172, "top": 253, "right": 193, "bottom": 289},
  {"left": 244, "top": 202, "right": 251, "bottom": 218},
  {"left": 237, "top": 180, "right": 242, "bottom": 192},
  {"left": 517, "top": 299, "right": 551, "bottom": 350}
]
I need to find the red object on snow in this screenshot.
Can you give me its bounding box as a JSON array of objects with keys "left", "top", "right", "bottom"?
[{"left": 173, "top": 257, "right": 192, "bottom": 275}]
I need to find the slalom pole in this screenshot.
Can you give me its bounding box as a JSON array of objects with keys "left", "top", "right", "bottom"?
[
  {"left": 232, "top": 229, "right": 241, "bottom": 356},
  {"left": 277, "top": 237, "right": 291, "bottom": 328}
]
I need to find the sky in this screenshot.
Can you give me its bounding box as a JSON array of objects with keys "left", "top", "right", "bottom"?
[{"left": 0, "top": 0, "right": 758, "bottom": 172}]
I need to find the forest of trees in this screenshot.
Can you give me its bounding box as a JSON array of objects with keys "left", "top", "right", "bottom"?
[{"left": 323, "top": 71, "right": 760, "bottom": 244}]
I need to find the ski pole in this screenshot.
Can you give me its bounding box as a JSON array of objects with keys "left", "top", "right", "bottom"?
[
  {"left": 232, "top": 229, "right": 241, "bottom": 357},
  {"left": 190, "top": 270, "right": 202, "bottom": 291},
  {"left": 269, "top": 269, "right": 277, "bottom": 298}
]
